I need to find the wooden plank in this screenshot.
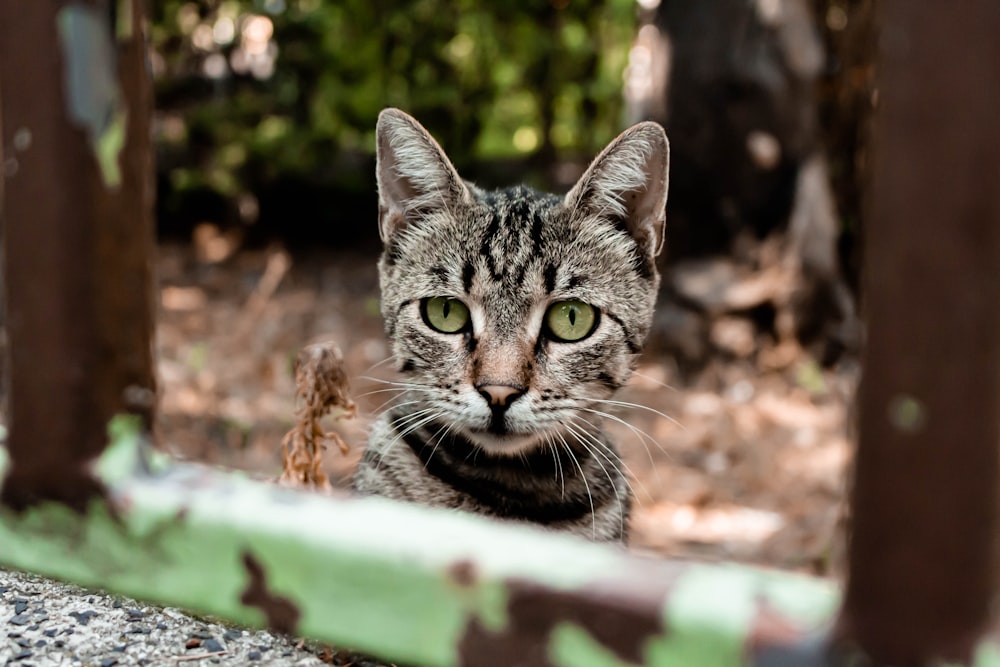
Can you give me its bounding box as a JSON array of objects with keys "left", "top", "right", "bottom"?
[
  {"left": 0, "top": 419, "right": 841, "bottom": 667},
  {"left": 0, "top": 0, "right": 155, "bottom": 509},
  {"left": 841, "top": 1, "right": 1000, "bottom": 663}
]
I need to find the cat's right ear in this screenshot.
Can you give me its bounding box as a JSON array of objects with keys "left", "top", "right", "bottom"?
[{"left": 376, "top": 109, "right": 471, "bottom": 242}]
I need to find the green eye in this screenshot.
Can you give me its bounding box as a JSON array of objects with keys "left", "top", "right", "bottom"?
[
  {"left": 422, "top": 296, "right": 470, "bottom": 333},
  {"left": 545, "top": 300, "right": 597, "bottom": 342}
]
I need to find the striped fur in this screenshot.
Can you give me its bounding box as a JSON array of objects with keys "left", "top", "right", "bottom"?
[{"left": 354, "top": 109, "right": 669, "bottom": 542}]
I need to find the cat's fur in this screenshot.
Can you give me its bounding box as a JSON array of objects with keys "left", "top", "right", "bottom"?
[{"left": 353, "top": 109, "right": 669, "bottom": 541}]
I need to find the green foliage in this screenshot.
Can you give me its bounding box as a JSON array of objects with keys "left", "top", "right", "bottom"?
[{"left": 151, "top": 0, "right": 636, "bottom": 224}]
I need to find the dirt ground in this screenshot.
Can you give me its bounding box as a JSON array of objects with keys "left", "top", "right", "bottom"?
[{"left": 156, "top": 239, "right": 855, "bottom": 577}]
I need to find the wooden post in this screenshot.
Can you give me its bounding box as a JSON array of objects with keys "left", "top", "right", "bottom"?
[
  {"left": 841, "top": 1, "right": 1000, "bottom": 663},
  {"left": 0, "top": 0, "right": 156, "bottom": 510}
]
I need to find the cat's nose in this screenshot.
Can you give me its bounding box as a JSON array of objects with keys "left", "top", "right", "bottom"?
[{"left": 477, "top": 384, "right": 525, "bottom": 408}]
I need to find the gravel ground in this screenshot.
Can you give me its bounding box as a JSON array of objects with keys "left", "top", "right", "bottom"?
[{"left": 0, "top": 569, "right": 388, "bottom": 667}]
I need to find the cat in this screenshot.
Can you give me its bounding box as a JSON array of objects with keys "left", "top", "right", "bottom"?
[{"left": 353, "top": 108, "right": 668, "bottom": 542}]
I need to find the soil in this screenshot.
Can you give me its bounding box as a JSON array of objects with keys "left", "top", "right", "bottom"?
[{"left": 155, "top": 238, "right": 856, "bottom": 578}]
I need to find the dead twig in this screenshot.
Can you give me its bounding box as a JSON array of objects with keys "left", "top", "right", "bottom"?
[{"left": 278, "top": 341, "right": 357, "bottom": 492}]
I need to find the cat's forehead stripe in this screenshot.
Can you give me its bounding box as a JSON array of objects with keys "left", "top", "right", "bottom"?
[
  {"left": 473, "top": 185, "right": 562, "bottom": 290},
  {"left": 462, "top": 262, "right": 475, "bottom": 293}
]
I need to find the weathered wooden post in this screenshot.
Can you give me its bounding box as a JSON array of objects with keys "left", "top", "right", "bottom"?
[
  {"left": 0, "top": 0, "right": 156, "bottom": 509},
  {"left": 841, "top": 1, "right": 1000, "bottom": 663}
]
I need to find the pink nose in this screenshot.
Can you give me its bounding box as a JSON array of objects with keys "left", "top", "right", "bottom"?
[{"left": 477, "top": 384, "right": 525, "bottom": 408}]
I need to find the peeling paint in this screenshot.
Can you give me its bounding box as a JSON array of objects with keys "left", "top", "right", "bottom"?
[
  {"left": 240, "top": 552, "right": 301, "bottom": 634},
  {"left": 550, "top": 623, "right": 639, "bottom": 667},
  {"left": 448, "top": 559, "right": 479, "bottom": 587},
  {"left": 642, "top": 565, "right": 836, "bottom": 666},
  {"left": 459, "top": 575, "right": 670, "bottom": 666},
  {"left": 56, "top": 3, "right": 125, "bottom": 188}
]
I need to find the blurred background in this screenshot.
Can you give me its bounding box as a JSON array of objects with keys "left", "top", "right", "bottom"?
[{"left": 151, "top": 0, "right": 876, "bottom": 573}]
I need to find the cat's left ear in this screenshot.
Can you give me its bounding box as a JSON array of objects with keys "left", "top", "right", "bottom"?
[{"left": 564, "top": 122, "right": 669, "bottom": 257}]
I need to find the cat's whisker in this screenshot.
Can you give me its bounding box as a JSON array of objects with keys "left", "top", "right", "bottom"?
[
  {"left": 358, "top": 375, "right": 430, "bottom": 390},
  {"left": 574, "top": 406, "right": 668, "bottom": 494},
  {"left": 360, "top": 355, "right": 398, "bottom": 375},
  {"left": 542, "top": 431, "right": 566, "bottom": 499},
  {"left": 390, "top": 412, "right": 444, "bottom": 449},
  {"left": 354, "top": 386, "right": 416, "bottom": 400},
  {"left": 370, "top": 410, "right": 444, "bottom": 476},
  {"left": 628, "top": 370, "right": 680, "bottom": 392},
  {"left": 553, "top": 430, "right": 596, "bottom": 539},
  {"left": 566, "top": 417, "right": 651, "bottom": 506},
  {"left": 421, "top": 421, "right": 458, "bottom": 472},
  {"left": 565, "top": 419, "right": 643, "bottom": 502},
  {"left": 389, "top": 408, "right": 441, "bottom": 434},
  {"left": 562, "top": 422, "right": 627, "bottom": 537},
  {"left": 588, "top": 397, "right": 686, "bottom": 430},
  {"left": 576, "top": 406, "right": 670, "bottom": 462},
  {"left": 372, "top": 397, "right": 428, "bottom": 418}
]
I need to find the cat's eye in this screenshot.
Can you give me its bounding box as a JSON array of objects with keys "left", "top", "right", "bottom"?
[
  {"left": 544, "top": 300, "right": 597, "bottom": 342},
  {"left": 422, "top": 296, "right": 471, "bottom": 334}
]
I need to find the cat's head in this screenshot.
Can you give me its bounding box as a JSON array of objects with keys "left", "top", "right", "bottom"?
[{"left": 375, "top": 108, "right": 668, "bottom": 455}]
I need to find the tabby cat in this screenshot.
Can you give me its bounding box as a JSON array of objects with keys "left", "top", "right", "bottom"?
[{"left": 353, "top": 109, "right": 669, "bottom": 542}]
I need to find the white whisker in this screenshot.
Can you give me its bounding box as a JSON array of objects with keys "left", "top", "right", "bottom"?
[
  {"left": 628, "top": 370, "right": 679, "bottom": 392},
  {"left": 554, "top": 429, "right": 596, "bottom": 539},
  {"left": 588, "top": 397, "right": 685, "bottom": 430}
]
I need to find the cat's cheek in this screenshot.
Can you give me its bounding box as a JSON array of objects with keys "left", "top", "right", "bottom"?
[{"left": 394, "top": 321, "right": 463, "bottom": 371}]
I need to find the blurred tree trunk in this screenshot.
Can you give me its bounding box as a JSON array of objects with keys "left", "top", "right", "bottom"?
[{"left": 633, "top": 0, "right": 858, "bottom": 366}]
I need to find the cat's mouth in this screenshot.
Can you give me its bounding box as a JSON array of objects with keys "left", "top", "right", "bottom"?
[{"left": 462, "top": 427, "right": 546, "bottom": 456}]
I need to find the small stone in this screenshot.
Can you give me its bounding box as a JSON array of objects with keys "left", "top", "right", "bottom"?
[
  {"left": 16, "top": 638, "right": 31, "bottom": 648},
  {"left": 27, "top": 624, "right": 39, "bottom": 631},
  {"left": 128, "top": 626, "right": 151, "bottom": 635},
  {"left": 42, "top": 629, "right": 57, "bottom": 638},
  {"left": 7, "top": 631, "right": 21, "bottom": 638},
  {"left": 100, "top": 658, "right": 119, "bottom": 667},
  {"left": 13, "top": 649, "right": 32, "bottom": 661},
  {"left": 113, "top": 644, "right": 128, "bottom": 652},
  {"left": 0, "top": 585, "right": 9, "bottom": 594},
  {"left": 223, "top": 629, "right": 242, "bottom": 641},
  {"left": 112, "top": 600, "right": 123, "bottom": 608},
  {"left": 70, "top": 610, "right": 98, "bottom": 626},
  {"left": 14, "top": 600, "right": 27, "bottom": 614},
  {"left": 54, "top": 640, "right": 65, "bottom": 648},
  {"left": 156, "top": 623, "right": 168, "bottom": 631},
  {"left": 10, "top": 614, "right": 30, "bottom": 626},
  {"left": 192, "top": 629, "right": 214, "bottom": 639},
  {"left": 63, "top": 627, "right": 75, "bottom": 635},
  {"left": 248, "top": 651, "right": 262, "bottom": 661},
  {"left": 87, "top": 597, "right": 94, "bottom": 603},
  {"left": 203, "top": 638, "right": 224, "bottom": 652},
  {"left": 185, "top": 638, "right": 202, "bottom": 649},
  {"left": 34, "top": 640, "right": 46, "bottom": 648},
  {"left": 126, "top": 608, "right": 146, "bottom": 620}
]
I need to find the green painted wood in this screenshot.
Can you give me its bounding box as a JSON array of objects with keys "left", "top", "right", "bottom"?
[{"left": 0, "top": 418, "right": 844, "bottom": 666}]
